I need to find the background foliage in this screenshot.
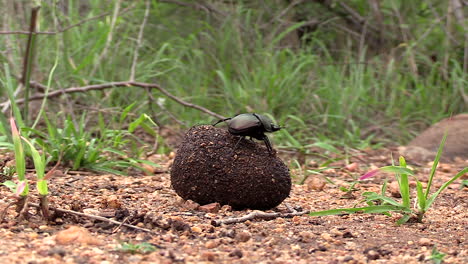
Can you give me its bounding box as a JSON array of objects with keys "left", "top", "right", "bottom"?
[{"left": 0, "top": 0, "right": 466, "bottom": 157}]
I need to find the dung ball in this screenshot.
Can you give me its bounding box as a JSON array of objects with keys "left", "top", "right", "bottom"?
[{"left": 170, "top": 125, "right": 291, "bottom": 210}]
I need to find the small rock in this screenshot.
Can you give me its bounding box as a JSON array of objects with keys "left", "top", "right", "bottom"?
[
  {"left": 365, "top": 249, "right": 380, "bottom": 260},
  {"left": 317, "top": 244, "right": 328, "bottom": 251},
  {"left": 330, "top": 228, "right": 343, "bottom": 237},
  {"left": 418, "top": 237, "right": 433, "bottom": 246},
  {"left": 299, "top": 231, "right": 314, "bottom": 241},
  {"left": 128, "top": 255, "right": 143, "bottom": 263},
  {"left": 345, "top": 163, "right": 359, "bottom": 172},
  {"left": 183, "top": 200, "right": 200, "bottom": 210},
  {"left": 220, "top": 205, "right": 232, "bottom": 212},
  {"left": 205, "top": 240, "right": 219, "bottom": 249},
  {"left": 83, "top": 208, "right": 100, "bottom": 215},
  {"left": 305, "top": 177, "right": 326, "bottom": 191},
  {"left": 235, "top": 231, "right": 251, "bottom": 242},
  {"left": 169, "top": 219, "right": 190, "bottom": 232},
  {"left": 199, "top": 203, "right": 221, "bottom": 213},
  {"left": 439, "top": 163, "right": 452, "bottom": 173},
  {"left": 342, "top": 231, "right": 355, "bottom": 238},
  {"left": 55, "top": 226, "right": 101, "bottom": 245},
  {"left": 191, "top": 226, "right": 202, "bottom": 233},
  {"left": 389, "top": 181, "right": 401, "bottom": 198},
  {"left": 47, "top": 247, "right": 66, "bottom": 257},
  {"left": 27, "top": 232, "right": 39, "bottom": 239},
  {"left": 320, "top": 233, "right": 334, "bottom": 242},
  {"left": 291, "top": 244, "right": 301, "bottom": 251},
  {"left": 228, "top": 249, "right": 243, "bottom": 258},
  {"left": 201, "top": 251, "right": 216, "bottom": 261}
]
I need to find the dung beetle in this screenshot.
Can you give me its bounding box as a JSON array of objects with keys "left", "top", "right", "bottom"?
[{"left": 213, "top": 113, "right": 281, "bottom": 153}]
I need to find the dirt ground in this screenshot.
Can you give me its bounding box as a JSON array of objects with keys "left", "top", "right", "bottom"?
[{"left": 0, "top": 148, "right": 467, "bottom": 264}]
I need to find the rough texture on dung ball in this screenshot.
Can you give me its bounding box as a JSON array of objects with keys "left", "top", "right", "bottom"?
[{"left": 170, "top": 125, "right": 291, "bottom": 210}]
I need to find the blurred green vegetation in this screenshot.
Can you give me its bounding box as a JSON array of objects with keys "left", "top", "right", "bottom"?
[{"left": 0, "top": 0, "right": 466, "bottom": 159}]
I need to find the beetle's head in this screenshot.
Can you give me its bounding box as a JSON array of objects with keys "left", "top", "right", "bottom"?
[{"left": 271, "top": 123, "right": 282, "bottom": 132}]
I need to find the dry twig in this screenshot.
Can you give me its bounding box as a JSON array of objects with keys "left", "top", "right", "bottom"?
[
  {"left": 0, "top": 81, "right": 225, "bottom": 120},
  {"left": 130, "top": 0, "right": 151, "bottom": 81},
  {"left": 89, "top": 0, "right": 122, "bottom": 79},
  {"left": 27, "top": 202, "right": 155, "bottom": 233},
  {"left": 0, "top": 4, "right": 135, "bottom": 35},
  {"left": 211, "top": 210, "right": 310, "bottom": 226}
]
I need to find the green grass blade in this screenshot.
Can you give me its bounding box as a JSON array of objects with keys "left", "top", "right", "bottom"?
[
  {"left": 399, "top": 156, "right": 410, "bottom": 208},
  {"left": 425, "top": 167, "right": 468, "bottom": 210},
  {"left": 1, "top": 181, "right": 17, "bottom": 192},
  {"left": 425, "top": 132, "right": 447, "bottom": 199},
  {"left": 362, "top": 192, "right": 402, "bottom": 206},
  {"left": 396, "top": 214, "right": 412, "bottom": 225},
  {"left": 37, "top": 180, "right": 49, "bottom": 196},
  {"left": 10, "top": 118, "right": 26, "bottom": 181},
  {"left": 309, "top": 205, "right": 410, "bottom": 216},
  {"left": 415, "top": 179, "right": 426, "bottom": 212},
  {"left": 21, "top": 137, "right": 46, "bottom": 180},
  {"left": 3, "top": 64, "right": 24, "bottom": 128}
]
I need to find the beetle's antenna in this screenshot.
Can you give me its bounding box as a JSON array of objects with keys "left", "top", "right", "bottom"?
[{"left": 212, "top": 118, "right": 231, "bottom": 126}]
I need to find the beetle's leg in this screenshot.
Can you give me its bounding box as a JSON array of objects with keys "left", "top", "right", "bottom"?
[
  {"left": 212, "top": 118, "right": 231, "bottom": 126},
  {"left": 232, "top": 136, "right": 244, "bottom": 151},
  {"left": 262, "top": 135, "right": 273, "bottom": 154}
]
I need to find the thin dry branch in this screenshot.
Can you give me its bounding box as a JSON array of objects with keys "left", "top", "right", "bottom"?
[
  {"left": 0, "top": 81, "right": 225, "bottom": 120},
  {"left": 130, "top": 0, "right": 151, "bottom": 81},
  {"left": 0, "top": 5, "right": 136, "bottom": 35},
  {"left": 89, "top": 0, "right": 122, "bottom": 78},
  {"left": 211, "top": 210, "right": 310, "bottom": 226},
  {"left": 27, "top": 202, "right": 155, "bottom": 233},
  {"left": 159, "top": 0, "right": 226, "bottom": 16}
]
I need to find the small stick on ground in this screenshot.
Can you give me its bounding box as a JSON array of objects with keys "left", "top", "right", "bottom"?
[
  {"left": 211, "top": 210, "right": 310, "bottom": 226},
  {"left": 0, "top": 201, "right": 16, "bottom": 223},
  {"left": 27, "top": 202, "right": 155, "bottom": 234},
  {"left": 17, "top": 196, "right": 30, "bottom": 221},
  {"left": 112, "top": 216, "right": 130, "bottom": 234}
]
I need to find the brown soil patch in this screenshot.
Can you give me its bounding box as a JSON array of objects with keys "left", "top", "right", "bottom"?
[{"left": 0, "top": 150, "right": 467, "bottom": 263}]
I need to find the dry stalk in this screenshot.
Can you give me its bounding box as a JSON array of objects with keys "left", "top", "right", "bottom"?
[
  {"left": 211, "top": 210, "right": 309, "bottom": 226},
  {"left": 0, "top": 81, "right": 225, "bottom": 120},
  {"left": 27, "top": 202, "right": 155, "bottom": 233}
]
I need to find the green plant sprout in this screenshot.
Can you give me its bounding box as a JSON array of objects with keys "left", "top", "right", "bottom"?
[
  {"left": 20, "top": 136, "right": 55, "bottom": 220},
  {"left": 24, "top": 111, "right": 160, "bottom": 175},
  {"left": 1, "top": 117, "right": 56, "bottom": 220},
  {"left": 429, "top": 245, "right": 446, "bottom": 264},
  {"left": 2, "top": 117, "right": 29, "bottom": 219},
  {"left": 310, "top": 134, "right": 468, "bottom": 225},
  {"left": 117, "top": 242, "right": 157, "bottom": 254}
]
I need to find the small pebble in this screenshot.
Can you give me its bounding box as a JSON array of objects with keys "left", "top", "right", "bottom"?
[
  {"left": 305, "top": 177, "right": 326, "bottom": 191},
  {"left": 389, "top": 181, "right": 401, "bottom": 198},
  {"left": 228, "top": 249, "right": 243, "bottom": 258},
  {"left": 418, "top": 237, "right": 433, "bottom": 246},
  {"left": 321, "top": 233, "right": 334, "bottom": 242},
  {"left": 201, "top": 251, "right": 216, "bottom": 261},
  {"left": 191, "top": 226, "right": 202, "bottom": 233},
  {"left": 345, "top": 163, "right": 359, "bottom": 172},
  {"left": 205, "top": 240, "right": 219, "bottom": 249},
  {"left": 235, "top": 231, "right": 251, "bottom": 242},
  {"left": 366, "top": 250, "right": 380, "bottom": 260},
  {"left": 199, "top": 203, "right": 221, "bottom": 213}
]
